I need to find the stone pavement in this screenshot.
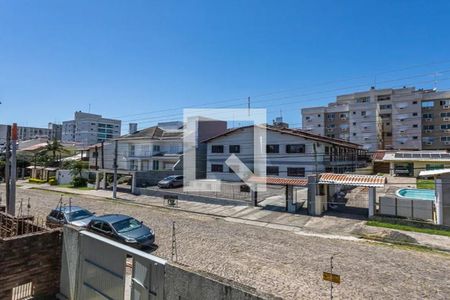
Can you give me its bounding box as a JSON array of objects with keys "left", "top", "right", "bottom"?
[{"left": 19, "top": 181, "right": 450, "bottom": 251}]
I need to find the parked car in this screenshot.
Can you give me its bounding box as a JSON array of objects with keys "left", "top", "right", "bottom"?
[
  {"left": 46, "top": 206, "right": 95, "bottom": 228},
  {"left": 158, "top": 175, "right": 183, "bottom": 188},
  {"left": 87, "top": 214, "right": 155, "bottom": 249}
]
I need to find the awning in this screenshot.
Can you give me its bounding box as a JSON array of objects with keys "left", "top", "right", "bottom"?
[
  {"left": 318, "top": 173, "right": 386, "bottom": 187},
  {"left": 419, "top": 168, "right": 450, "bottom": 177},
  {"left": 44, "top": 167, "right": 59, "bottom": 171},
  {"left": 26, "top": 166, "right": 45, "bottom": 170}
]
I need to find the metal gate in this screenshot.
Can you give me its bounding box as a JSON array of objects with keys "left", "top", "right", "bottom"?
[{"left": 60, "top": 227, "right": 165, "bottom": 300}]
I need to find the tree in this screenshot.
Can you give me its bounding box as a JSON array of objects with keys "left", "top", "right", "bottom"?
[
  {"left": 69, "top": 160, "right": 88, "bottom": 178},
  {"left": 44, "top": 139, "right": 65, "bottom": 161}
]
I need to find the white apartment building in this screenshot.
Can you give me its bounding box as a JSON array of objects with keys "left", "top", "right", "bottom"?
[
  {"left": 204, "top": 125, "right": 366, "bottom": 182},
  {"left": 62, "top": 111, "right": 121, "bottom": 146},
  {"left": 0, "top": 123, "right": 61, "bottom": 146},
  {"left": 301, "top": 87, "right": 450, "bottom": 151}
]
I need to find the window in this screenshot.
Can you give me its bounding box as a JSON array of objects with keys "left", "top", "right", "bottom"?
[
  {"left": 423, "top": 113, "right": 433, "bottom": 119},
  {"left": 386, "top": 132, "right": 392, "bottom": 137},
  {"left": 441, "top": 112, "right": 450, "bottom": 118},
  {"left": 153, "top": 145, "right": 160, "bottom": 152},
  {"left": 287, "top": 167, "right": 305, "bottom": 177},
  {"left": 422, "top": 101, "right": 434, "bottom": 108},
  {"left": 379, "top": 104, "right": 392, "bottom": 110},
  {"left": 229, "top": 145, "right": 240, "bottom": 153},
  {"left": 423, "top": 125, "right": 434, "bottom": 130},
  {"left": 357, "top": 97, "right": 369, "bottom": 103},
  {"left": 441, "top": 136, "right": 450, "bottom": 142},
  {"left": 305, "top": 116, "right": 310, "bottom": 120},
  {"left": 211, "top": 145, "right": 224, "bottom": 153},
  {"left": 412, "top": 136, "right": 418, "bottom": 140},
  {"left": 327, "top": 113, "right": 335, "bottom": 119},
  {"left": 413, "top": 101, "right": 418, "bottom": 104},
  {"left": 412, "top": 112, "right": 418, "bottom": 116},
  {"left": 413, "top": 124, "right": 418, "bottom": 128},
  {"left": 352, "top": 122, "right": 356, "bottom": 126},
  {"left": 440, "top": 100, "right": 450, "bottom": 106},
  {"left": 361, "top": 111, "right": 366, "bottom": 116},
  {"left": 386, "top": 122, "right": 390, "bottom": 126},
  {"left": 426, "top": 164, "right": 444, "bottom": 170},
  {"left": 266, "top": 166, "right": 279, "bottom": 176},
  {"left": 377, "top": 95, "right": 391, "bottom": 101},
  {"left": 353, "top": 133, "right": 356, "bottom": 136},
  {"left": 266, "top": 144, "right": 279, "bottom": 153},
  {"left": 441, "top": 124, "right": 450, "bottom": 130},
  {"left": 317, "top": 124, "right": 321, "bottom": 127},
  {"left": 286, "top": 144, "right": 305, "bottom": 153},
  {"left": 317, "top": 114, "right": 321, "bottom": 117},
  {"left": 152, "top": 160, "right": 159, "bottom": 170},
  {"left": 380, "top": 113, "right": 391, "bottom": 119},
  {"left": 211, "top": 164, "right": 223, "bottom": 172}
]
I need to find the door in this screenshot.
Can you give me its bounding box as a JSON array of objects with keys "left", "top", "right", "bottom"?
[{"left": 131, "top": 256, "right": 164, "bottom": 300}]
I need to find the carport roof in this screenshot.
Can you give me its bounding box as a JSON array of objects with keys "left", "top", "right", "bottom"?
[
  {"left": 318, "top": 173, "right": 386, "bottom": 187},
  {"left": 247, "top": 176, "right": 308, "bottom": 186}
]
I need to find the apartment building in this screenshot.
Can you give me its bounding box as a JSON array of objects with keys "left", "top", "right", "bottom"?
[
  {"left": 204, "top": 125, "right": 367, "bottom": 182},
  {"left": 301, "top": 87, "right": 450, "bottom": 151},
  {"left": 62, "top": 111, "right": 121, "bottom": 146},
  {"left": 0, "top": 123, "right": 62, "bottom": 146}
]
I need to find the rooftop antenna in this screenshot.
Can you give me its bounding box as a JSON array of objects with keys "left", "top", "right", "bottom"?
[
  {"left": 247, "top": 97, "right": 250, "bottom": 116},
  {"left": 88, "top": 103, "right": 91, "bottom": 113}
]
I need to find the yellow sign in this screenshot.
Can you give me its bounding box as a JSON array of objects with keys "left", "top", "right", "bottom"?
[{"left": 323, "top": 272, "right": 341, "bottom": 284}]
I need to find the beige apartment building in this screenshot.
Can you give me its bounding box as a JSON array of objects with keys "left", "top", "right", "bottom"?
[{"left": 301, "top": 86, "right": 450, "bottom": 152}]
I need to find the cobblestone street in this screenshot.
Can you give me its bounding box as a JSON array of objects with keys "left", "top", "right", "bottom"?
[{"left": 4, "top": 186, "right": 450, "bottom": 299}]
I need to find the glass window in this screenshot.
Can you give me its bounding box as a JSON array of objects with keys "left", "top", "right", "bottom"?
[
  {"left": 421, "top": 101, "right": 434, "bottom": 108},
  {"left": 112, "top": 218, "right": 142, "bottom": 233},
  {"left": 211, "top": 145, "right": 224, "bottom": 153},
  {"left": 286, "top": 144, "right": 305, "bottom": 153},
  {"left": 66, "top": 209, "right": 93, "bottom": 222},
  {"left": 266, "top": 166, "right": 279, "bottom": 176},
  {"left": 229, "top": 145, "right": 240, "bottom": 153},
  {"left": 287, "top": 167, "right": 305, "bottom": 177},
  {"left": 211, "top": 164, "right": 223, "bottom": 172},
  {"left": 266, "top": 144, "right": 279, "bottom": 153}
]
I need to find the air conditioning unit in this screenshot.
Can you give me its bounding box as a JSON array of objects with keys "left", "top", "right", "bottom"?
[
  {"left": 425, "top": 118, "right": 432, "bottom": 122},
  {"left": 444, "top": 105, "right": 450, "bottom": 109},
  {"left": 445, "top": 141, "right": 450, "bottom": 145},
  {"left": 444, "top": 117, "right": 450, "bottom": 121},
  {"left": 340, "top": 117, "right": 347, "bottom": 120},
  {"left": 426, "top": 142, "right": 433, "bottom": 145}
]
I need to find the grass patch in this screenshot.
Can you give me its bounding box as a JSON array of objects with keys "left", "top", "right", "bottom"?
[
  {"left": 367, "top": 219, "right": 450, "bottom": 237},
  {"left": 416, "top": 179, "right": 435, "bottom": 190},
  {"left": 58, "top": 184, "right": 95, "bottom": 191}
]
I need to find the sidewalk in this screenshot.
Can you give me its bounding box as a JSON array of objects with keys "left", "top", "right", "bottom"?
[{"left": 22, "top": 182, "right": 450, "bottom": 252}]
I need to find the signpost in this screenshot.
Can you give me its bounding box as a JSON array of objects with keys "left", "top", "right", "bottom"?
[{"left": 323, "top": 255, "right": 340, "bottom": 299}]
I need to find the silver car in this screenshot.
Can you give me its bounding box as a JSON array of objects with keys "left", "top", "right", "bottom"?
[
  {"left": 157, "top": 175, "right": 183, "bottom": 188},
  {"left": 46, "top": 206, "right": 95, "bottom": 228}
]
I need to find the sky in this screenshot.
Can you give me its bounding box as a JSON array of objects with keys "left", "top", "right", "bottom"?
[{"left": 1, "top": 0, "right": 450, "bottom": 131}]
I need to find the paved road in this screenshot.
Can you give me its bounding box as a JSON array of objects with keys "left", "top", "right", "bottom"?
[{"left": 4, "top": 186, "right": 450, "bottom": 300}]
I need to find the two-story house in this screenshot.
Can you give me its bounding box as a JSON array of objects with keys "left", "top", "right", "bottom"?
[{"left": 204, "top": 125, "right": 366, "bottom": 181}]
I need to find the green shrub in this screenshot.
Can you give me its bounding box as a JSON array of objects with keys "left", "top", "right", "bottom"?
[
  {"left": 48, "top": 176, "right": 58, "bottom": 185},
  {"left": 29, "top": 178, "right": 47, "bottom": 184},
  {"left": 72, "top": 177, "right": 87, "bottom": 187}
]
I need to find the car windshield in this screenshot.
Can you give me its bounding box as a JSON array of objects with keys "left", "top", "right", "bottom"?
[
  {"left": 67, "top": 209, "right": 93, "bottom": 221},
  {"left": 112, "top": 218, "right": 142, "bottom": 233},
  {"left": 164, "top": 176, "right": 177, "bottom": 180}
]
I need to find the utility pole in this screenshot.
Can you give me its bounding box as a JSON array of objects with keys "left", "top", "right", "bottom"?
[
  {"left": 4, "top": 125, "right": 11, "bottom": 210},
  {"left": 330, "top": 255, "right": 334, "bottom": 300},
  {"left": 112, "top": 140, "right": 118, "bottom": 199},
  {"left": 9, "top": 123, "right": 17, "bottom": 215},
  {"left": 171, "top": 221, "right": 178, "bottom": 262},
  {"left": 94, "top": 146, "right": 98, "bottom": 170},
  {"left": 101, "top": 141, "right": 105, "bottom": 169}
]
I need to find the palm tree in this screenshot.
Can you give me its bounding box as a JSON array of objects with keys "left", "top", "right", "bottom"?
[{"left": 45, "top": 139, "right": 65, "bottom": 161}]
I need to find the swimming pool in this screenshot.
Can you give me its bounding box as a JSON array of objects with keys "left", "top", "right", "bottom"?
[{"left": 395, "top": 188, "right": 436, "bottom": 201}]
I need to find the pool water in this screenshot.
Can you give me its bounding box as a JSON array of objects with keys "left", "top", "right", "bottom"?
[{"left": 395, "top": 188, "right": 436, "bottom": 201}]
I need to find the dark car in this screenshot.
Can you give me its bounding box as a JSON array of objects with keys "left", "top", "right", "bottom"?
[
  {"left": 46, "top": 206, "right": 95, "bottom": 228},
  {"left": 87, "top": 214, "right": 155, "bottom": 248},
  {"left": 157, "top": 175, "right": 183, "bottom": 188}
]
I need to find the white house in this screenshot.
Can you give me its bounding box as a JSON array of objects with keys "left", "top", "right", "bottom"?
[{"left": 204, "top": 125, "right": 367, "bottom": 181}]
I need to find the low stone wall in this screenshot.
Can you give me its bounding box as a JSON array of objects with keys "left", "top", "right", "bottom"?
[{"left": 0, "top": 229, "right": 62, "bottom": 299}]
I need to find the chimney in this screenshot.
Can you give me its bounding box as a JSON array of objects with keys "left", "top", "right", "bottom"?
[{"left": 129, "top": 123, "right": 138, "bottom": 134}]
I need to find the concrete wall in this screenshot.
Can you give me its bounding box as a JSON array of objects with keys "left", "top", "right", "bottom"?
[
  {"left": 378, "top": 196, "right": 433, "bottom": 221},
  {"left": 164, "top": 263, "right": 279, "bottom": 300},
  {"left": 0, "top": 230, "right": 62, "bottom": 299}
]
